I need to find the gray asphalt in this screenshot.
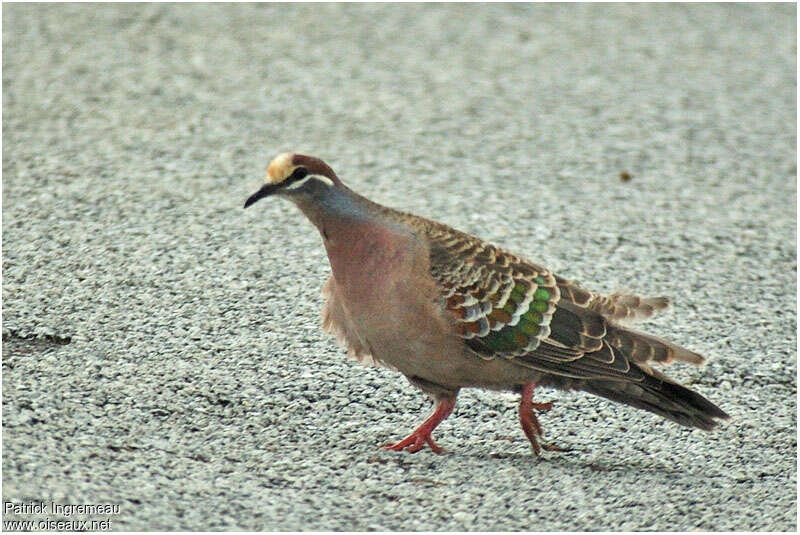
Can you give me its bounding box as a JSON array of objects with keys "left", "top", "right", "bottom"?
[{"left": 2, "top": 3, "right": 796, "bottom": 531}]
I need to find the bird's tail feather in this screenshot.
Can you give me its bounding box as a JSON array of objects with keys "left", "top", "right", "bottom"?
[{"left": 582, "top": 367, "right": 730, "bottom": 431}]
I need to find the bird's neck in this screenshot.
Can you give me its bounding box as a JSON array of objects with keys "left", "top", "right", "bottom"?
[
  {"left": 292, "top": 186, "right": 401, "bottom": 241},
  {"left": 292, "top": 187, "right": 417, "bottom": 293}
]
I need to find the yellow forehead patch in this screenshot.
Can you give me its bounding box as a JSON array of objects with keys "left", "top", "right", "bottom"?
[{"left": 266, "top": 152, "right": 296, "bottom": 184}]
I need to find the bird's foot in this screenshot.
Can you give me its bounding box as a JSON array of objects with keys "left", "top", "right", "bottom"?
[
  {"left": 384, "top": 432, "right": 444, "bottom": 454},
  {"left": 519, "top": 409, "right": 546, "bottom": 455},
  {"left": 519, "top": 382, "right": 556, "bottom": 456},
  {"left": 383, "top": 396, "right": 456, "bottom": 455}
]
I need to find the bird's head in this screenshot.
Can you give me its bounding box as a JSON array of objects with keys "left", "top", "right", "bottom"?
[{"left": 244, "top": 153, "right": 341, "bottom": 209}]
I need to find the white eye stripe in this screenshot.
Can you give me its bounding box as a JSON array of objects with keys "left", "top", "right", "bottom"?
[
  {"left": 285, "top": 174, "right": 334, "bottom": 190},
  {"left": 314, "top": 175, "right": 335, "bottom": 186}
]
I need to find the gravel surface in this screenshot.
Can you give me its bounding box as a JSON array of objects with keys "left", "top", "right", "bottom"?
[{"left": 2, "top": 3, "right": 796, "bottom": 531}]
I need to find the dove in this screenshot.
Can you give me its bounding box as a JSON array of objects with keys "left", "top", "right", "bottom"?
[{"left": 244, "top": 153, "right": 729, "bottom": 454}]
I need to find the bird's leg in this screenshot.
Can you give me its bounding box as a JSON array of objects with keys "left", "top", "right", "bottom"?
[
  {"left": 519, "top": 382, "right": 556, "bottom": 455},
  {"left": 384, "top": 396, "right": 456, "bottom": 454}
]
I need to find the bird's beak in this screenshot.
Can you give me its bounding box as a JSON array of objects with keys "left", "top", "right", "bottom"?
[{"left": 244, "top": 183, "right": 282, "bottom": 208}]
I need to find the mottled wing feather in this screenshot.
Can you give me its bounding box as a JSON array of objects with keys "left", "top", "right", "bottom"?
[
  {"left": 606, "top": 326, "right": 705, "bottom": 365},
  {"left": 594, "top": 292, "right": 671, "bottom": 321},
  {"left": 555, "top": 276, "right": 702, "bottom": 364},
  {"left": 556, "top": 275, "right": 670, "bottom": 322},
  {"left": 420, "top": 219, "right": 703, "bottom": 381},
  {"left": 426, "top": 226, "right": 559, "bottom": 358},
  {"left": 425, "top": 224, "right": 608, "bottom": 367}
]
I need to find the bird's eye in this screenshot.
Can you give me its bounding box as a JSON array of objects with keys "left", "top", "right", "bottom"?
[{"left": 288, "top": 167, "right": 308, "bottom": 182}]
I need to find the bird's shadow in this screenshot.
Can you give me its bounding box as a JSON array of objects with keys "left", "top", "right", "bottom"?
[{"left": 363, "top": 436, "right": 685, "bottom": 479}]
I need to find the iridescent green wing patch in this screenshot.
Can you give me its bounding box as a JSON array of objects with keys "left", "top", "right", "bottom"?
[
  {"left": 425, "top": 225, "right": 559, "bottom": 358},
  {"left": 465, "top": 277, "right": 559, "bottom": 358}
]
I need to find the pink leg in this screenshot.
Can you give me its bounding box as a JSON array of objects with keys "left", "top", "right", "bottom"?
[
  {"left": 384, "top": 397, "right": 456, "bottom": 454},
  {"left": 519, "top": 382, "right": 556, "bottom": 455}
]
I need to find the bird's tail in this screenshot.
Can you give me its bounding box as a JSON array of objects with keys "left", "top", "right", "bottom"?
[{"left": 582, "top": 366, "right": 730, "bottom": 431}]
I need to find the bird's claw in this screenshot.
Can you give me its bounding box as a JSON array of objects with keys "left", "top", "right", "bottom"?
[
  {"left": 383, "top": 432, "right": 444, "bottom": 454},
  {"left": 383, "top": 397, "right": 455, "bottom": 454},
  {"left": 519, "top": 384, "right": 559, "bottom": 456},
  {"left": 520, "top": 410, "right": 546, "bottom": 456}
]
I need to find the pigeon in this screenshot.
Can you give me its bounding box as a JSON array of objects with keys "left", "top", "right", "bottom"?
[{"left": 244, "top": 152, "right": 729, "bottom": 454}]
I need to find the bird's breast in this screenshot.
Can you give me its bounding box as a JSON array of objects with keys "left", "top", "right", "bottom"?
[
  {"left": 320, "top": 218, "right": 488, "bottom": 386},
  {"left": 322, "top": 220, "right": 418, "bottom": 306}
]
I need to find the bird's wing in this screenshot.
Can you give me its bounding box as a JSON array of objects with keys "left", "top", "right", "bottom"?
[
  {"left": 424, "top": 224, "right": 703, "bottom": 380},
  {"left": 557, "top": 277, "right": 670, "bottom": 322},
  {"left": 426, "top": 226, "right": 560, "bottom": 356}
]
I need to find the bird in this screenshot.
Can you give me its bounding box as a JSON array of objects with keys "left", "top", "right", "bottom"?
[{"left": 244, "top": 152, "right": 729, "bottom": 455}]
